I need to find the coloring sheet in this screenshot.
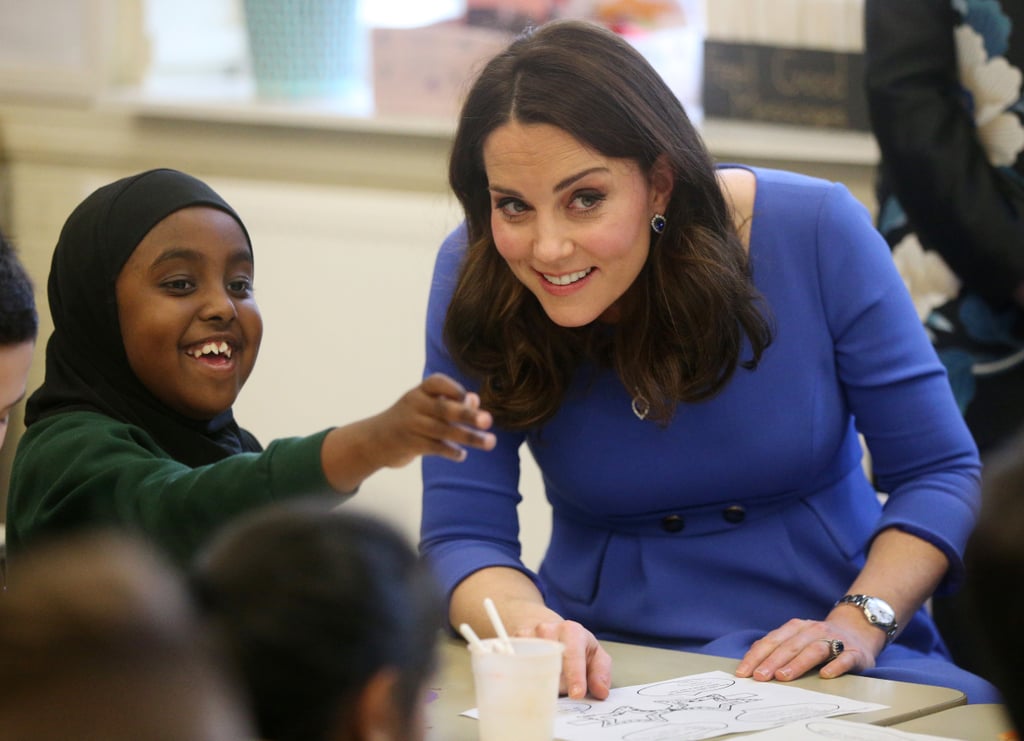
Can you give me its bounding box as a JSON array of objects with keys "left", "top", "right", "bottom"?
[
  {"left": 740, "top": 716, "right": 960, "bottom": 740},
  {"left": 464, "top": 670, "right": 888, "bottom": 740}
]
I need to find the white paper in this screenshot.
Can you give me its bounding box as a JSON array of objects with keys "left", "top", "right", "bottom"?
[
  {"left": 463, "top": 670, "right": 888, "bottom": 740},
  {"left": 741, "top": 716, "right": 963, "bottom": 740}
]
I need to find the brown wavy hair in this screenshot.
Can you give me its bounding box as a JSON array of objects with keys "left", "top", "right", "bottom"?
[{"left": 445, "top": 20, "right": 773, "bottom": 429}]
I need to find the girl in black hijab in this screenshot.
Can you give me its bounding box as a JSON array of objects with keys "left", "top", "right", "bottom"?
[
  {"left": 7, "top": 169, "right": 495, "bottom": 564},
  {"left": 27, "top": 168, "right": 260, "bottom": 465}
]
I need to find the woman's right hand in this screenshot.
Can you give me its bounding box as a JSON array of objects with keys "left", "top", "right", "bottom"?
[
  {"left": 526, "top": 619, "right": 612, "bottom": 700},
  {"left": 451, "top": 567, "right": 612, "bottom": 700}
]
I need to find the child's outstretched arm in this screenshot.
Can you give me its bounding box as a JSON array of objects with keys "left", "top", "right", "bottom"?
[{"left": 319, "top": 372, "right": 496, "bottom": 495}]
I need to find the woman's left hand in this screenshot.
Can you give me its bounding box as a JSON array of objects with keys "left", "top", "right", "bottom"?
[{"left": 734, "top": 615, "right": 887, "bottom": 682}]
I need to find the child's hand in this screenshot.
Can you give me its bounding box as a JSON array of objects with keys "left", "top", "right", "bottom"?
[
  {"left": 320, "top": 374, "right": 496, "bottom": 495},
  {"left": 372, "top": 373, "right": 497, "bottom": 468}
]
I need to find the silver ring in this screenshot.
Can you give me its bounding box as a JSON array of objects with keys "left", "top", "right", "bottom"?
[{"left": 821, "top": 638, "right": 844, "bottom": 660}]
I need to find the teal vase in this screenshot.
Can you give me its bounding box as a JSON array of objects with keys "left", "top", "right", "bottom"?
[{"left": 243, "top": 0, "right": 361, "bottom": 98}]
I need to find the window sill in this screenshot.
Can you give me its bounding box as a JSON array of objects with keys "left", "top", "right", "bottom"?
[
  {"left": 97, "top": 75, "right": 879, "bottom": 165},
  {"left": 98, "top": 75, "right": 457, "bottom": 139},
  {"left": 0, "top": 79, "right": 878, "bottom": 201}
]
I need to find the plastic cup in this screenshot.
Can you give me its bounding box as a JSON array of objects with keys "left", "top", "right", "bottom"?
[{"left": 470, "top": 637, "right": 565, "bottom": 741}]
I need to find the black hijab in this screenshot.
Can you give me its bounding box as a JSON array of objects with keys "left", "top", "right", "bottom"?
[{"left": 25, "top": 168, "right": 263, "bottom": 466}]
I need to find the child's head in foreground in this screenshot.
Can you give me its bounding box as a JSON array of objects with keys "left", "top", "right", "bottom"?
[
  {"left": 0, "top": 530, "right": 253, "bottom": 741},
  {"left": 0, "top": 230, "right": 37, "bottom": 449},
  {"left": 966, "top": 428, "right": 1024, "bottom": 731},
  {"left": 191, "top": 498, "right": 445, "bottom": 741}
]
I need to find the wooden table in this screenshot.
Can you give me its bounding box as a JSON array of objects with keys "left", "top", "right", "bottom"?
[
  {"left": 892, "top": 704, "right": 1016, "bottom": 740},
  {"left": 426, "top": 638, "right": 966, "bottom": 740}
]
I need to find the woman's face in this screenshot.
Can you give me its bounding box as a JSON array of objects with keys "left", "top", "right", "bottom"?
[
  {"left": 115, "top": 206, "right": 262, "bottom": 420},
  {"left": 482, "top": 121, "right": 672, "bottom": 327}
]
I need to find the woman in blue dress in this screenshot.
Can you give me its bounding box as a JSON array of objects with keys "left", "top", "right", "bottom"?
[{"left": 420, "top": 19, "right": 1000, "bottom": 703}]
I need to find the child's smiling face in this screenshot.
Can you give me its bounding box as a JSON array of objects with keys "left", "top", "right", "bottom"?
[{"left": 115, "top": 206, "right": 262, "bottom": 420}]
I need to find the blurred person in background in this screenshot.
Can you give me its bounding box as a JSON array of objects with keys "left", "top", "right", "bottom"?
[{"left": 866, "top": 0, "right": 1024, "bottom": 680}]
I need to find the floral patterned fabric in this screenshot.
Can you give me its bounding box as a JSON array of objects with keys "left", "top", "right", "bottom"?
[{"left": 867, "top": 0, "right": 1024, "bottom": 455}]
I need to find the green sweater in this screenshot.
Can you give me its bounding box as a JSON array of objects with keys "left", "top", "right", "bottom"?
[{"left": 6, "top": 411, "right": 334, "bottom": 565}]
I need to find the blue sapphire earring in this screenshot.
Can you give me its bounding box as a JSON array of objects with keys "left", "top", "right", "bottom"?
[{"left": 650, "top": 213, "right": 666, "bottom": 234}]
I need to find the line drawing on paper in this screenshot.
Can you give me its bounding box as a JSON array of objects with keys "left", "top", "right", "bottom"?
[
  {"left": 568, "top": 691, "right": 759, "bottom": 728},
  {"left": 636, "top": 678, "right": 738, "bottom": 697},
  {"left": 557, "top": 701, "right": 593, "bottom": 715},
  {"left": 543, "top": 670, "right": 889, "bottom": 741}
]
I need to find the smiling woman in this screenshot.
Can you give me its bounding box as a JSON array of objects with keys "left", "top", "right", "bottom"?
[
  {"left": 483, "top": 122, "right": 673, "bottom": 328},
  {"left": 5, "top": 168, "right": 496, "bottom": 566},
  {"left": 421, "top": 18, "right": 1001, "bottom": 708}
]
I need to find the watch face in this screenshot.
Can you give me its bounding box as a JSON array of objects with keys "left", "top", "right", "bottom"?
[{"left": 866, "top": 598, "right": 895, "bottom": 626}]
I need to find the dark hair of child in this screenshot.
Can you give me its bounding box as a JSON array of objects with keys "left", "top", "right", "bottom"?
[
  {"left": 191, "top": 498, "right": 445, "bottom": 741},
  {"left": 0, "top": 229, "right": 38, "bottom": 346}
]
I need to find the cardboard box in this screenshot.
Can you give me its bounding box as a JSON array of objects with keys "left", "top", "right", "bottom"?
[
  {"left": 371, "top": 22, "right": 512, "bottom": 120},
  {"left": 702, "top": 40, "right": 868, "bottom": 130}
]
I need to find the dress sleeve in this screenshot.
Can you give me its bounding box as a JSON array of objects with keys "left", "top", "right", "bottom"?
[
  {"left": 815, "top": 182, "right": 981, "bottom": 591},
  {"left": 865, "top": 0, "right": 1024, "bottom": 301},
  {"left": 419, "top": 224, "right": 539, "bottom": 601},
  {"left": 7, "top": 412, "right": 332, "bottom": 565}
]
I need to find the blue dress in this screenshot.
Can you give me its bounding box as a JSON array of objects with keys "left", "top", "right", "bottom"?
[{"left": 421, "top": 166, "right": 1000, "bottom": 702}]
